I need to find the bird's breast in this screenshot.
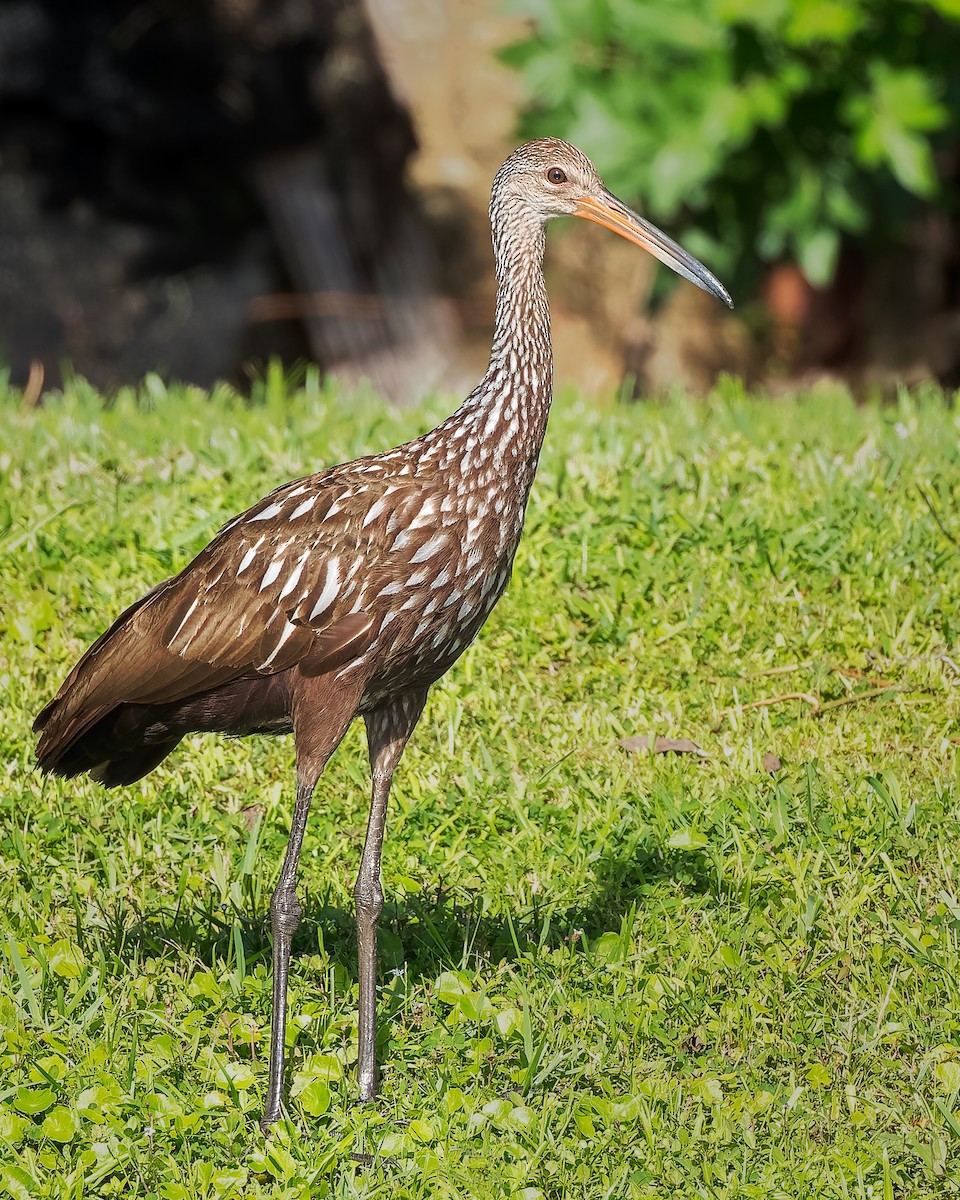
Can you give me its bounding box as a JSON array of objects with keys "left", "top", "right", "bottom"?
[
  {"left": 219, "top": 445, "right": 536, "bottom": 699},
  {"left": 339, "top": 477, "right": 530, "bottom": 703}
]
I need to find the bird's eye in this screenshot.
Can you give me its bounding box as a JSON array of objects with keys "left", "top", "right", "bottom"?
[{"left": 547, "top": 167, "right": 567, "bottom": 185}]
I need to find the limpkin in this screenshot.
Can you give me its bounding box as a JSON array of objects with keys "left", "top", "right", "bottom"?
[{"left": 34, "top": 139, "right": 732, "bottom": 1129}]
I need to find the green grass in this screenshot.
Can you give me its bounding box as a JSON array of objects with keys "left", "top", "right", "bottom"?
[{"left": 2, "top": 366, "right": 960, "bottom": 1198}]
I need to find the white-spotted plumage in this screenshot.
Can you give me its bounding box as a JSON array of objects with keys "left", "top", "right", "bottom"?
[
  {"left": 153, "top": 356, "right": 551, "bottom": 692},
  {"left": 260, "top": 621, "right": 299, "bottom": 669}
]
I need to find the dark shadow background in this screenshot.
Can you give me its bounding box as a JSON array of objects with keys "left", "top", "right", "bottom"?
[
  {"left": 0, "top": 0, "right": 419, "bottom": 390},
  {"left": 4, "top": 0, "right": 959, "bottom": 399}
]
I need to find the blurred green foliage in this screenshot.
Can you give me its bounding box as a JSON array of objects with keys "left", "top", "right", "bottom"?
[{"left": 504, "top": 0, "right": 960, "bottom": 292}]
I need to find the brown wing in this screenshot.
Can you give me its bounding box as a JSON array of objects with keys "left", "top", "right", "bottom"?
[
  {"left": 34, "top": 450, "right": 464, "bottom": 770},
  {"left": 34, "top": 470, "right": 392, "bottom": 767}
]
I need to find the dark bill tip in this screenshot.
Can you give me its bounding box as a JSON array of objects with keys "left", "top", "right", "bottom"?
[{"left": 575, "top": 194, "right": 733, "bottom": 309}]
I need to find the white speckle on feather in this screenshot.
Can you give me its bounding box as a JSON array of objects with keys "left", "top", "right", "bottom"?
[
  {"left": 169, "top": 597, "right": 199, "bottom": 644},
  {"left": 250, "top": 501, "right": 284, "bottom": 522},
  {"left": 409, "top": 496, "right": 439, "bottom": 528},
  {"left": 260, "top": 621, "right": 298, "bottom": 668},
  {"left": 411, "top": 533, "right": 447, "bottom": 563},
  {"left": 390, "top": 529, "right": 413, "bottom": 552},
  {"left": 260, "top": 558, "right": 284, "bottom": 591},
  {"left": 279, "top": 551, "right": 309, "bottom": 600},
  {"left": 362, "top": 497, "right": 387, "bottom": 528},
  {"left": 378, "top": 580, "right": 402, "bottom": 596},
  {"left": 289, "top": 495, "right": 316, "bottom": 520},
  {"left": 430, "top": 566, "right": 452, "bottom": 589},
  {"left": 309, "top": 558, "right": 340, "bottom": 621}
]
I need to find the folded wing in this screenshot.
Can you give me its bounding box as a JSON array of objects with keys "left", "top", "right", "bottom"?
[{"left": 34, "top": 472, "right": 383, "bottom": 768}]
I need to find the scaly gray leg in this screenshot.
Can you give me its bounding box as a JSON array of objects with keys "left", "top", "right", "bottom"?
[
  {"left": 261, "top": 774, "right": 316, "bottom": 1133},
  {"left": 356, "top": 690, "right": 427, "bottom": 1103},
  {"left": 260, "top": 684, "right": 363, "bottom": 1134}
]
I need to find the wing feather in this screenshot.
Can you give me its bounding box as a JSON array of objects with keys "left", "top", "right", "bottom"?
[{"left": 36, "top": 464, "right": 434, "bottom": 771}]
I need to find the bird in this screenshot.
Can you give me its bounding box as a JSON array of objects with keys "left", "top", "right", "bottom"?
[{"left": 34, "top": 138, "right": 732, "bottom": 1131}]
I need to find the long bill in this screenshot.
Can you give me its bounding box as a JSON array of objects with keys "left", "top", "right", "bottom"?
[{"left": 575, "top": 193, "right": 733, "bottom": 309}]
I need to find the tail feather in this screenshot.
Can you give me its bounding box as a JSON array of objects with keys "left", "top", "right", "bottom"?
[
  {"left": 91, "top": 741, "right": 182, "bottom": 788},
  {"left": 36, "top": 657, "right": 295, "bottom": 787},
  {"left": 35, "top": 695, "right": 178, "bottom": 784},
  {"left": 34, "top": 577, "right": 178, "bottom": 775},
  {"left": 35, "top": 702, "right": 118, "bottom": 776}
]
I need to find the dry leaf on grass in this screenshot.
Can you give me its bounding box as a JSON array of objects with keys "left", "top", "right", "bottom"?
[
  {"left": 241, "top": 804, "right": 264, "bottom": 831},
  {"left": 618, "top": 735, "right": 709, "bottom": 758},
  {"left": 763, "top": 751, "right": 782, "bottom": 774}
]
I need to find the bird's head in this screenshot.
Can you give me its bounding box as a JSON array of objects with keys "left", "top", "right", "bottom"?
[{"left": 493, "top": 137, "right": 732, "bottom": 308}]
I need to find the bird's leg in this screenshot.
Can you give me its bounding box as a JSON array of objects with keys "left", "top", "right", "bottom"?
[
  {"left": 261, "top": 768, "right": 318, "bottom": 1133},
  {"left": 356, "top": 690, "right": 427, "bottom": 1103},
  {"left": 261, "top": 686, "right": 362, "bottom": 1135}
]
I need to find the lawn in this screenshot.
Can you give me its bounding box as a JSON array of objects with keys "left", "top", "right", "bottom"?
[{"left": 1, "top": 368, "right": 960, "bottom": 1198}]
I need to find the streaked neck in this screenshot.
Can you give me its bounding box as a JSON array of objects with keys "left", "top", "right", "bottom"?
[
  {"left": 423, "top": 207, "right": 554, "bottom": 472},
  {"left": 472, "top": 208, "right": 554, "bottom": 428}
]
